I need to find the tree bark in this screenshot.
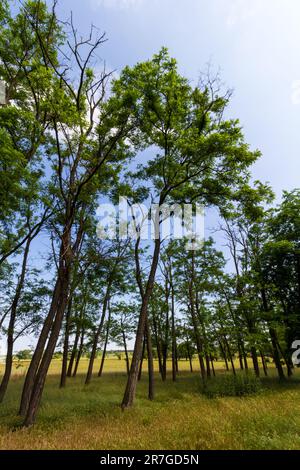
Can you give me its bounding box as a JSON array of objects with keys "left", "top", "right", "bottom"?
[
  {"left": 67, "top": 324, "right": 80, "bottom": 378},
  {"left": 122, "top": 330, "right": 130, "bottom": 376},
  {"left": 186, "top": 341, "right": 193, "bottom": 372},
  {"left": 121, "top": 237, "right": 161, "bottom": 409},
  {"left": 19, "top": 274, "right": 62, "bottom": 416},
  {"left": 190, "top": 251, "right": 206, "bottom": 383},
  {"left": 138, "top": 335, "right": 146, "bottom": 381},
  {"left": 0, "top": 236, "right": 31, "bottom": 403},
  {"left": 170, "top": 279, "right": 176, "bottom": 382},
  {"left": 60, "top": 296, "right": 72, "bottom": 388},
  {"left": 260, "top": 350, "right": 268, "bottom": 376},
  {"left": 98, "top": 305, "right": 111, "bottom": 377},
  {"left": 145, "top": 317, "right": 154, "bottom": 400},
  {"left": 23, "top": 254, "right": 71, "bottom": 426},
  {"left": 73, "top": 329, "right": 85, "bottom": 378},
  {"left": 85, "top": 284, "right": 111, "bottom": 385}
]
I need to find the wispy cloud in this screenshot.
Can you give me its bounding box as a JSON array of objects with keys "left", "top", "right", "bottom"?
[{"left": 90, "top": 0, "right": 143, "bottom": 10}]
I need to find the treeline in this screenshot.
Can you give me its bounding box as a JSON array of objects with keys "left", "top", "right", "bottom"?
[{"left": 0, "top": 1, "right": 299, "bottom": 426}]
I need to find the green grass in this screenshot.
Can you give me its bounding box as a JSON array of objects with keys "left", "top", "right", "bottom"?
[{"left": 0, "top": 358, "right": 300, "bottom": 450}]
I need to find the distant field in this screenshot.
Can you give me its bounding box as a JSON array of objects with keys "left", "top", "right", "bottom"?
[{"left": 0, "top": 358, "right": 300, "bottom": 450}]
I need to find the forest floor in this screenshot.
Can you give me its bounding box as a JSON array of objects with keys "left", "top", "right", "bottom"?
[{"left": 0, "top": 358, "right": 300, "bottom": 450}]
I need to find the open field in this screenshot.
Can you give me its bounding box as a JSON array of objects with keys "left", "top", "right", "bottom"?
[{"left": 0, "top": 358, "right": 300, "bottom": 450}]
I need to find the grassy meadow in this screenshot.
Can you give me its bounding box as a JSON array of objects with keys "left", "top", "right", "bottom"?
[{"left": 0, "top": 357, "right": 300, "bottom": 450}]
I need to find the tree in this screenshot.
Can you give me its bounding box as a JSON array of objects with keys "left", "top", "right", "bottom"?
[{"left": 107, "top": 48, "right": 260, "bottom": 408}]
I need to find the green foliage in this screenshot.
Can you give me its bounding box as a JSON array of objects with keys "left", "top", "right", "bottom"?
[
  {"left": 203, "top": 372, "right": 263, "bottom": 398},
  {"left": 15, "top": 349, "right": 32, "bottom": 361}
]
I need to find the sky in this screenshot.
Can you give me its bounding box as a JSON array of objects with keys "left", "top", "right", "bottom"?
[
  {"left": 52, "top": 0, "right": 300, "bottom": 196},
  {"left": 2, "top": 0, "right": 300, "bottom": 354}
]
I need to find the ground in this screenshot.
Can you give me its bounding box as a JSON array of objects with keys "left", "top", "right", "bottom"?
[{"left": 0, "top": 358, "right": 300, "bottom": 450}]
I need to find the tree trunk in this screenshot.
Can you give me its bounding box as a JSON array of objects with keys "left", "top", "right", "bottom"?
[
  {"left": 223, "top": 335, "right": 236, "bottom": 376},
  {"left": 67, "top": 299, "right": 86, "bottom": 378},
  {"left": 60, "top": 297, "right": 72, "bottom": 388},
  {"left": 0, "top": 236, "right": 31, "bottom": 403},
  {"left": 73, "top": 329, "right": 85, "bottom": 378},
  {"left": 170, "top": 282, "right": 176, "bottom": 382},
  {"left": 189, "top": 251, "right": 206, "bottom": 383},
  {"left": 85, "top": 285, "right": 111, "bottom": 385},
  {"left": 187, "top": 341, "right": 193, "bottom": 372},
  {"left": 153, "top": 316, "right": 163, "bottom": 375},
  {"left": 19, "top": 275, "right": 62, "bottom": 416},
  {"left": 218, "top": 338, "right": 229, "bottom": 371},
  {"left": 122, "top": 330, "right": 130, "bottom": 376},
  {"left": 250, "top": 346, "right": 260, "bottom": 377},
  {"left": 277, "top": 340, "right": 293, "bottom": 377},
  {"left": 237, "top": 342, "right": 244, "bottom": 370},
  {"left": 67, "top": 325, "right": 80, "bottom": 378},
  {"left": 260, "top": 350, "right": 268, "bottom": 376},
  {"left": 210, "top": 355, "right": 216, "bottom": 377},
  {"left": 23, "top": 257, "right": 70, "bottom": 426},
  {"left": 145, "top": 317, "right": 154, "bottom": 400},
  {"left": 260, "top": 288, "right": 285, "bottom": 380},
  {"left": 98, "top": 306, "right": 111, "bottom": 377},
  {"left": 269, "top": 327, "right": 285, "bottom": 380},
  {"left": 121, "top": 237, "right": 161, "bottom": 409},
  {"left": 161, "top": 278, "right": 170, "bottom": 382},
  {"left": 205, "top": 354, "right": 211, "bottom": 378},
  {"left": 138, "top": 336, "right": 146, "bottom": 381}
]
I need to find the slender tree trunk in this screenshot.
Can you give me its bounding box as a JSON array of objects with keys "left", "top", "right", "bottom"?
[
  {"left": 260, "top": 289, "right": 286, "bottom": 380},
  {"left": 60, "top": 297, "right": 72, "bottom": 388},
  {"left": 73, "top": 329, "right": 85, "bottom": 378},
  {"left": 242, "top": 344, "right": 248, "bottom": 371},
  {"left": 23, "top": 257, "right": 71, "bottom": 426},
  {"left": 238, "top": 342, "right": 244, "bottom": 370},
  {"left": 19, "top": 275, "right": 62, "bottom": 416},
  {"left": 218, "top": 338, "right": 229, "bottom": 371},
  {"left": 250, "top": 346, "right": 260, "bottom": 377},
  {"left": 153, "top": 317, "right": 163, "bottom": 375},
  {"left": 189, "top": 252, "right": 206, "bottom": 383},
  {"left": 145, "top": 317, "right": 154, "bottom": 400},
  {"left": 187, "top": 341, "right": 193, "bottom": 372},
  {"left": 223, "top": 335, "right": 236, "bottom": 376},
  {"left": 205, "top": 355, "right": 211, "bottom": 378},
  {"left": 210, "top": 355, "right": 216, "bottom": 377},
  {"left": 277, "top": 340, "right": 293, "bottom": 377},
  {"left": 67, "top": 325, "right": 80, "bottom": 378},
  {"left": 260, "top": 350, "right": 268, "bottom": 376},
  {"left": 98, "top": 306, "right": 111, "bottom": 377},
  {"left": 269, "top": 328, "right": 285, "bottom": 380},
  {"left": 0, "top": 237, "right": 31, "bottom": 403},
  {"left": 85, "top": 285, "right": 111, "bottom": 385},
  {"left": 67, "top": 300, "right": 86, "bottom": 378},
  {"left": 170, "top": 282, "right": 176, "bottom": 382},
  {"left": 122, "top": 237, "right": 161, "bottom": 409},
  {"left": 161, "top": 279, "right": 170, "bottom": 382},
  {"left": 138, "top": 336, "right": 146, "bottom": 381},
  {"left": 122, "top": 330, "right": 130, "bottom": 376}
]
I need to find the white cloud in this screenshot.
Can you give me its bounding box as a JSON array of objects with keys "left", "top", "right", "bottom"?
[
  {"left": 90, "top": 0, "right": 143, "bottom": 10},
  {"left": 225, "top": 0, "right": 261, "bottom": 28}
]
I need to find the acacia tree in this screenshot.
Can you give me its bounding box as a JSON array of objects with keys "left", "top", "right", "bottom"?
[
  {"left": 17, "top": 2, "right": 134, "bottom": 426},
  {"left": 0, "top": 201, "right": 49, "bottom": 403},
  {"left": 0, "top": 1, "right": 60, "bottom": 268},
  {"left": 105, "top": 48, "right": 260, "bottom": 408}
]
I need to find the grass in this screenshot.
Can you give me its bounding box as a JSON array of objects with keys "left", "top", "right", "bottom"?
[{"left": 0, "top": 357, "right": 300, "bottom": 450}]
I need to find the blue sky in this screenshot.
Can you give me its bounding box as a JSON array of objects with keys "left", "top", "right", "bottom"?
[
  {"left": 54, "top": 0, "right": 300, "bottom": 198},
  {"left": 2, "top": 0, "right": 300, "bottom": 354}
]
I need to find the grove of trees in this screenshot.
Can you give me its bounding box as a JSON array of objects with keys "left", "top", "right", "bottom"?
[{"left": 0, "top": 1, "right": 299, "bottom": 427}]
